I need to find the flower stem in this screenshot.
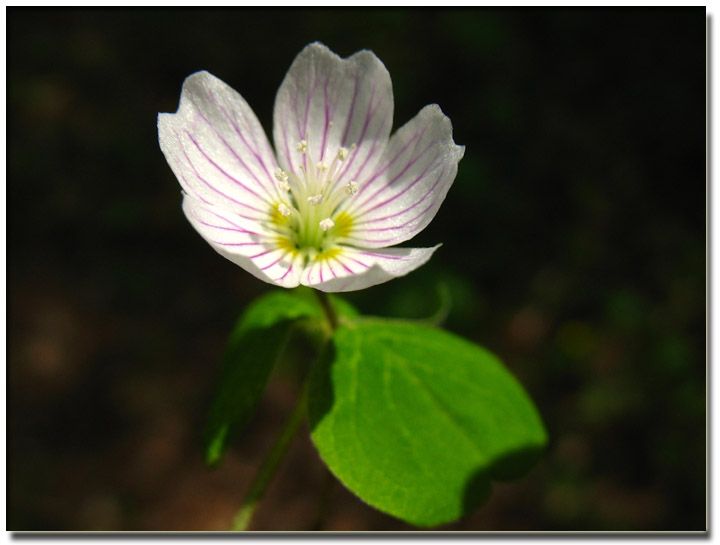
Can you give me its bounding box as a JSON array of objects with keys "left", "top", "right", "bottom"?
[
  {"left": 231, "top": 292, "right": 337, "bottom": 531},
  {"left": 315, "top": 290, "right": 338, "bottom": 331},
  {"left": 231, "top": 387, "right": 307, "bottom": 531},
  {"left": 310, "top": 465, "right": 336, "bottom": 530}
]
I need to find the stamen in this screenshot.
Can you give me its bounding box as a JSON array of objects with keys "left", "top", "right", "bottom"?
[
  {"left": 267, "top": 138, "right": 358, "bottom": 253},
  {"left": 319, "top": 218, "right": 335, "bottom": 232},
  {"left": 277, "top": 203, "right": 292, "bottom": 217},
  {"left": 274, "top": 168, "right": 289, "bottom": 182},
  {"left": 307, "top": 194, "right": 323, "bottom": 205}
]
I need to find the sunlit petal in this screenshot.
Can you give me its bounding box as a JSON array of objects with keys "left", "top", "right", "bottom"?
[
  {"left": 303, "top": 245, "right": 441, "bottom": 292},
  {"left": 341, "top": 105, "right": 464, "bottom": 248},
  {"left": 273, "top": 42, "right": 393, "bottom": 187}
]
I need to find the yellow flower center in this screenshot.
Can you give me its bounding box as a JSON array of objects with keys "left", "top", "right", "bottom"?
[{"left": 266, "top": 142, "right": 358, "bottom": 262}]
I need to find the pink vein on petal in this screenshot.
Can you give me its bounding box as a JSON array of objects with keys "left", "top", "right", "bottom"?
[
  {"left": 336, "top": 81, "right": 378, "bottom": 181},
  {"left": 334, "top": 254, "right": 355, "bottom": 274},
  {"left": 200, "top": 205, "right": 261, "bottom": 229},
  {"left": 276, "top": 263, "right": 294, "bottom": 282},
  {"left": 249, "top": 248, "right": 277, "bottom": 260},
  {"left": 355, "top": 202, "right": 435, "bottom": 234},
  {"left": 301, "top": 68, "right": 318, "bottom": 171},
  {"left": 340, "top": 77, "right": 360, "bottom": 145},
  {"left": 210, "top": 240, "right": 266, "bottom": 247},
  {"left": 353, "top": 169, "right": 443, "bottom": 225},
  {"left": 328, "top": 85, "right": 385, "bottom": 197},
  {"left": 356, "top": 163, "right": 445, "bottom": 218},
  {"left": 343, "top": 253, "right": 371, "bottom": 269},
  {"left": 260, "top": 252, "right": 288, "bottom": 271},
  {"left": 302, "top": 70, "right": 315, "bottom": 139},
  {"left": 190, "top": 216, "right": 259, "bottom": 234},
  {"left": 345, "top": 93, "right": 389, "bottom": 183},
  {"left": 326, "top": 259, "right": 338, "bottom": 280},
  {"left": 352, "top": 143, "right": 440, "bottom": 214},
  {"left": 303, "top": 262, "right": 315, "bottom": 285},
  {"left": 212, "top": 96, "right": 277, "bottom": 190},
  {"left": 319, "top": 77, "right": 331, "bottom": 161},
  {"left": 218, "top": 89, "right": 276, "bottom": 165},
  {"left": 354, "top": 124, "right": 430, "bottom": 202},
  {"left": 280, "top": 114, "right": 294, "bottom": 175},
  {"left": 191, "top": 111, "right": 275, "bottom": 202},
  {"left": 178, "top": 135, "right": 266, "bottom": 215},
  {"left": 357, "top": 250, "right": 409, "bottom": 260},
  {"left": 185, "top": 130, "right": 271, "bottom": 205}
]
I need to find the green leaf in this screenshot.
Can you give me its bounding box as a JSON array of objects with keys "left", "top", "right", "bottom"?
[
  {"left": 239, "top": 286, "right": 358, "bottom": 329},
  {"left": 204, "top": 289, "right": 355, "bottom": 466},
  {"left": 308, "top": 318, "right": 547, "bottom": 527}
]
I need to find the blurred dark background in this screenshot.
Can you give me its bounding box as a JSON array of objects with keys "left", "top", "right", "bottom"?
[{"left": 8, "top": 8, "right": 706, "bottom": 531}]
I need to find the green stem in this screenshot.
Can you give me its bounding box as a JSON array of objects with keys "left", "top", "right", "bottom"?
[
  {"left": 315, "top": 290, "right": 338, "bottom": 331},
  {"left": 231, "top": 291, "right": 336, "bottom": 531},
  {"left": 231, "top": 387, "right": 307, "bottom": 531},
  {"left": 310, "top": 465, "right": 336, "bottom": 530}
]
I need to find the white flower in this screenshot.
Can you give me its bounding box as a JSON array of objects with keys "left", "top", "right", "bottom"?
[{"left": 158, "top": 43, "right": 464, "bottom": 292}]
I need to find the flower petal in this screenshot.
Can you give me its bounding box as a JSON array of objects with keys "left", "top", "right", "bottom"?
[
  {"left": 182, "top": 194, "right": 300, "bottom": 288},
  {"left": 273, "top": 42, "right": 393, "bottom": 187},
  {"left": 340, "top": 105, "right": 464, "bottom": 248},
  {"left": 159, "top": 71, "right": 281, "bottom": 219},
  {"left": 302, "top": 245, "right": 441, "bottom": 292}
]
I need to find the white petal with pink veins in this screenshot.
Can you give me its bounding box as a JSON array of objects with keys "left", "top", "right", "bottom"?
[
  {"left": 273, "top": 42, "right": 393, "bottom": 188},
  {"left": 182, "top": 194, "right": 301, "bottom": 288},
  {"left": 340, "top": 105, "right": 464, "bottom": 249},
  {"left": 304, "top": 245, "right": 441, "bottom": 292},
  {"left": 159, "top": 71, "right": 282, "bottom": 215}
]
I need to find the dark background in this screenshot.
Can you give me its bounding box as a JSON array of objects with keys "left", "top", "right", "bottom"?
[{"left": 8, "top": 8, "right": 706, "bottom": 531}]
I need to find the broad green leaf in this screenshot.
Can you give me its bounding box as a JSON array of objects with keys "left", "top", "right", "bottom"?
[
  {"left": 308, "top": 318, "right": 547, "bottom": 527},
  {"left": 205, "top": 289, "right": 356, "bottom": 466}
]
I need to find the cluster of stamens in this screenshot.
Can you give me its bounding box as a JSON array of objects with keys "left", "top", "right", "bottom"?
[{"left": 268, "top": 141, "right": 359, "bottom": 258}]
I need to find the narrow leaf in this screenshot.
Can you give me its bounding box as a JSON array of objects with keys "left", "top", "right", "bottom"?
[{"left": 204, "top": 289, "right": 357, "bottom": 466}]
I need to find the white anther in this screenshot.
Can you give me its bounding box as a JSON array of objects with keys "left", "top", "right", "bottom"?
[
  {"left": 307, "top": 194, "right": 323, "bottom": 205},
  {"left": 274, "top": 168, "right": 289, "bottom": 182},
  {"left": 345, "top": 180, "right": 359, "bottom": 195},
  {"left": 278, "top": 180, "right": 291, "bottom": 192},
  {"left": 316, "top": 161, "right": 328, "bottom": 171},
  {"left": 296, "top": 140, "right": 308, "bottom": 153},
  {"left": 277, "top": 203, "right": 292, "bottom": 217},
  {"left": 337, "top": 147, "right": 349, "bottom": 161},
  {"left": 319, "top": 218, "right": 335, "bottom": 232}
]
